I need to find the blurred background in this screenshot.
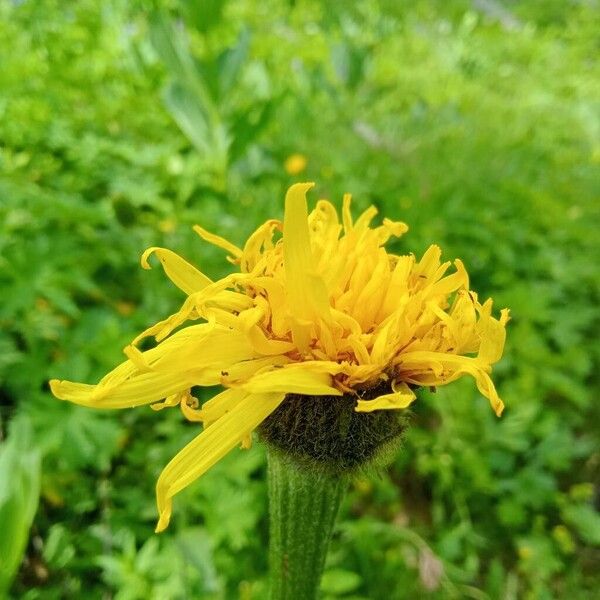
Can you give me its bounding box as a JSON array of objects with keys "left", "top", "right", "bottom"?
[{"left": 0, "top": 0, "right": 599, "bottom": 598}]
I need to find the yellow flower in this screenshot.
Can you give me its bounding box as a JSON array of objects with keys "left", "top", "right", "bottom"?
[
  {"left": 50, "top": 183, "right": 509, "bottom": 532},
  {"left": 284, "top": 153, "right": 308, "bottom": 175}
]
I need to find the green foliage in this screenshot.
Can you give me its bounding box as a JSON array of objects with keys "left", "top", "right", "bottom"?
[
  {"left": 0, "top": 417, "right": 41, "bottom": 595},
  {"left": 0, "top": 0, "right": 598, "bottom": 598}
]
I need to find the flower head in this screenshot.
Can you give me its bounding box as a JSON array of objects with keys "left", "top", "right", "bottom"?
[{"left": 51, "top": 183, "right": 509, "bottom": 531}]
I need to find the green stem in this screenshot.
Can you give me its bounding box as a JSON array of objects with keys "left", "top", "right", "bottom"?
[{"left": 267, "top": 448, "right": 347, "bottom": 600}]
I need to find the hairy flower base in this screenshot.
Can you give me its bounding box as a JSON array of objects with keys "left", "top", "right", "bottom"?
[{"left": 260, "top": 384, "right": 409, "bottom": 474}]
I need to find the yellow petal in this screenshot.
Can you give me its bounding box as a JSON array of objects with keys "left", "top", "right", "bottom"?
[
  {"left": 235, "top": 304, "right": 265, "bottom": 331},
  {"left": 351, "top": 249, "right": 390, "bottom": 329},
  {"left": 123, "top": 344, "right": 152, "bottom": 373},
  {"left": 342, "top": 193, "right": 353, "bottom": 233},
  {"left": 477, "top": 313, "right": 507, "bottom": 365},
  {"left": 193, "top": 224, "right": 243, "bottom": 259},
  {"left": 397, "top": 351, "right": 504, "bottom": 416},
  {"left": 151, "top": 325, "right": 258, "bottom": 377},
  {"left": 423, "top": 259, "right": 469, "bottom": 299},
  {"left": 240, "top": 219, "right": 280, "bottom": 273},
  {"left": 248, "top": 277, "right": 288, "bottom": 336},
  {"left": 382, "top": 218, "right": 409, "bottom": 238},
  {"left": 240, "top": 361, "right": 344, "bottom": 396},
  {"left": 346, "top": 363, "right": 386, "bottom": 387},
  {"left": 370, "top": 307, "right": 406, "bottom": 365},
  {"left": 353, "top": 205, "right": 378, "bottom": 232},
  {"left": 472, "top": 369, "right": 505, "bottom": 417},
  {"left": 179, "top": 392, "right": 204, "bottom": 422},
  {"left": 151, "top": 390, "right": 188, "bottom": 412},
  {"left": 51, "top": 323, "right": 265, "bottom": 410},
  {"left": 220, "top": 355, "right": 292, "bottom": 385},
  {"left": 377, "top": 256, "right": 413, "bottom": 320},
  {"left": 246, "top": 325, "right": 296, "bottom": 355},
  {"left": 209, "top": 289, "right": 255, "bottom": 313},
  {"left": 347, "top": 334, "right": 371, "bottom": 365},
  {"left": 131, "top": 292, "right": 203, "bottom": 346},
  {"left": 309, "top": 200, "right": 342, "bottom": 266},
  {"left": 415, "top": 245, "right": 442, "bottom": 280},
  {"left": 283, "top": 182, "right": 332, "bottom": 348},
  {"left": 448, "top": 291, "right": 478, "bottom": 351},
  {"left": 50, "top": 371, "right": 191, "bottom": 409},
  {"left": 141, "top": 247, "right": 212, "bottom": 295},
  {"left": 197, "top": 387, "right": 248, "bottom": 425},
  {"left": 153, "top": 325, "right": 251, "bottom": 377},
  {"left": 330, "top": 308, "right": 362, "bottom": 337},
  {"left": 155, "top": 391, "right": 285, "bottom": 532},
  {"left": 49, "top": 380, "right": 96, "bottom": 404},
  {"left": 355, "top": 381, "right": 416, "bottom": 412}
]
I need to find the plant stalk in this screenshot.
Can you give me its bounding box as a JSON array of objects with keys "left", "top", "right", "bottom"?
[{"left": 267, "top": 448, "right": 347, "bottom": 600}]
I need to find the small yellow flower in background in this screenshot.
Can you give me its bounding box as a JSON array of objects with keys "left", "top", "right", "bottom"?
[
  {"left": 284, "top": 153, "right": 307, "bottom": 175},
  {"left": 50, "top": 183, "right": 509, "bottom": 532},
  {"left": 115, "top": 301, "right": 135, "bottom": 316},
  {"left": 158, "top": 217, "right": 177, "bottom": 233}
]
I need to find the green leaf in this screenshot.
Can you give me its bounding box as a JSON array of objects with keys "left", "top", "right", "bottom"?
[
  {"left": 0, "top": 416, "right": 41, "bottom": 594},
  {"left": 218, "top": 29, "right": 250, "bottom": 97},
  {"left": 180, "top": 0, "right": 229, "bottom": 34},
  {"left": 175, "top": 527, "right": 219, "bottom": 593},
  {"left": 562, "top": 504, "right": 600, "bottom": 546},
  {"left": 163, "top": 81, "right": 212, "bottom": 156},
  {"left": 321, "top": 569, "right": 362, "bottom": 595}
]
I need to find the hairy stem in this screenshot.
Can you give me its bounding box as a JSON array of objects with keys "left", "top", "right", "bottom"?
[{"left": 267, "top": 448, "right": 347, "bottom": 600}]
